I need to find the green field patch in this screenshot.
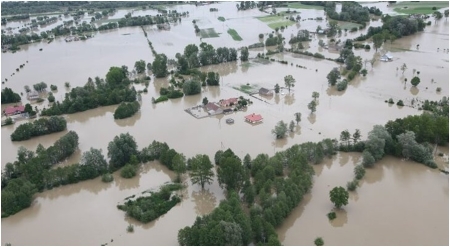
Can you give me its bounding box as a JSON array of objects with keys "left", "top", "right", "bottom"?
[
  {"left": 338, "top": 21, "right": 362, "bottom": 30},
  {"left": 227, "top": 28, "right": 243, "bottom": 41},
  {"left": 218, "top": 16, "right": 225, "bottom": 22},
  {"left": 233, "top": 84, "right": 260, "bottom": 94},
  {"left": 392, "top": 1, "right": 448, "bottom": 14},
  {"left": 257, "top": 15, "right": 296, "bottom": 29},
  {"left": 287, "top": 2, "right": 324, "bottom": 10},
  {"left": 199, "top": 28, "right": 220, "bottom": 38}
]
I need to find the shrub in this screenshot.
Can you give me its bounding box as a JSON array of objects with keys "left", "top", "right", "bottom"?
[
  {"left": 350, "top": 27, "right": 358, "bottom": 32},
  {"left": 114, "top": 101, "right": 140, "bottom": 119},
  {"left": 313, "top": 52, "right": 325, "bottom": 59},
  {"left": 354, "top": 165, "right": 366, "bottom": 180},
  {"left": 154, "top": 95, "right": 169, "bottom": 103},
  {"left": 314, "top": 237, "right": 324, "bottom": 246},
  {"left": 65, "top": 82, "right": 70, "bottom": 87},
  {"left": 120, "top": 164, "right": 137, "bottom": 178},
  {"left": 364, "top": 44, "right": 371, "bottom": 50},
  {"left": 259, "top": 33, "right": 264, "bottom": 39},
  {"left": 347, "top": 179, "right": 358, "bottom": 191},
  {"left": 361, "top": 69, "right": 368, "bottom": 76},
  {"left": 388, "top": 98, "right": 394, "bottom": 104},
  {"left": 347, "top": 70, "right": 357, "bottom": 81},
  {"left": 50, "top": 84, "right": 57, "bottom": 90},
  {"left": 396, "top": 100, "right": 404, "bottom": 106},
  {"left": 423, "top": 159, "right": 437, "bottom": 169},
  {"left": 127, "top": 224, "right": 134, "bottom": 232},
  {"left": 436, "top": 87, "right": 441, "bottom": 92},
  {"left": 102, "top": 173, "right": 114, "bottom": 183},
  {"left": 362, "top": 150, "right": 375, "bottom": 168},
  {"left": 47, "top": 93, "right": 55, "bottom": 103},
  {"left": 327, "top": 211, "right": 336, "bottom": 220},
  {"left": 336, "top": 79, "right": 348, "bottom": 91},
  {"left": 4, "top": 117, "right": 14, "bottom": 125}
]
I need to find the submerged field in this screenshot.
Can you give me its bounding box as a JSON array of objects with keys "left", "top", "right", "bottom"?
[
  {"left": 1, "top": 1, "right": 449, "bottom": 246},
  {"left": 392, "top": 1, "right": 449, "bottom": 14}
]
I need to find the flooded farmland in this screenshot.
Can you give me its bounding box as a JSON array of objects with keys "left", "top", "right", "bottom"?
[{"left": 1, "top": 1, "right": 449, "bottom": 246}]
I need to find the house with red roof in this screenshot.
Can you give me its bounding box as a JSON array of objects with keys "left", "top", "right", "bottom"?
[
  {"left": 219, "top": 98, "right": 238, "bottom": 108},
  {"left": 244, "top": 113, "right": 263, "bottom": 124},
  {"left": 3, "top": 105, "right": 25, "bottom": 116}
]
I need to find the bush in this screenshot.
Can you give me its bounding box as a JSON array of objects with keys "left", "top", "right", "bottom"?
[
  {"left": 313, "top": 52, "right": 325, "bottom": 59},
  {"left": 354, "top": 165, "right": 366, "bottom": 180},
  {"left": 101, "top": 173, "right": 114, "bottom": 182},
  {"left": 154, "top": 95, "right": 169, "bottom": 103},
  {"left": 259, "top": 33, "right": 264, "bottom": 39},
  {"left": 50, "top": 84, "right": 57, "bottom": 90},
  {"left": 347, "top": 180, "right": 358, "bottom": 191},
  {"left": 361, "top": 69, "right": 368, "bottom": 76},
  {"left": 423, "top": 159, "right": 437, "bottom": 169},
  {"left": 127, "top": 224, "right": 134, "bottom": 232},
  {"left": 314, "top": 237, "right": 324, "bottom": 246},
  {"left": 436, "top": 87, "right": 441, "bottom": 92},
  {"left": 364, "top": 44, "right": 371, "bottom": 50},
  {"left": 336, "top": 79, "right": 348, "bottom": 91},
  {"left": 347, "top": 70, "right": 357, "bottom": 81},
  {"left": 350, "top": 27, "right": 358, "bottom": 32},
  {"left": 327, "top": 211, "right": 336, "bottom": 220},
  {"left": 396, "top": 100, "right": 404, "bottom": 106},
  {"left": 47, "top": 93, "right": 55, "bottom": 103},
  {"left": 388, "top": 98, "right": 394, "bottom": 104},
  {"left": 182, "top": 79, "right": 201, "bottom": 95},
  {"left": 114, "top": 101, "right": 140, "bottom": 119},
  {"left": 362, "top": 150, "right": 375, "bottom": 168},
  {"left": 120, "top": 164, "right": 137, "bottom": 178}
]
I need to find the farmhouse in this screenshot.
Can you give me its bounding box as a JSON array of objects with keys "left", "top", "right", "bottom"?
[
  {"left": 245, "top": 113, "right": 263, "bottom": 124},
  {"left": 3, "top": 105, "right": 25, "bottom": 116},
  {"left": 219, "top": 98, "right": 238, "bottom": 107},
  {"left": 205, "top": 102, "right": 223, "bottom": 115}
]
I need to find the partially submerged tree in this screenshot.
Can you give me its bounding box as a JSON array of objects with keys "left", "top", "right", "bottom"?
[
  {"left": 188, "top": 154, "right": 214, "bottom": 189},
  {"left": 329, "top": 186, "right": 349, "bottom": 209},
  {"left": 308, "top": 100, "right": 317, "bottom": 114},
  {"left": 284, "top": 75, "right": 295, "bottom": 93},
  {"left": 272, "top": 121, "right": 288, "bottom": 139},
  {"left": 294, "top": 112, "right": 301, "bottom": 124}
]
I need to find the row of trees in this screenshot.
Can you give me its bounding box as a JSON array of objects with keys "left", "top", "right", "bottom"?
[
  {"left": 10, "top": 116, "right": 67, "bottom": 141},
  {"left": 2, "top": 131, "right": 79, "bottom": 216},
  {"left": 41, "top": 66, "right": 137, "bottom": 116}
]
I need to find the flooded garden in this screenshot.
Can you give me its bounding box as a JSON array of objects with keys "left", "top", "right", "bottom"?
[{"left": 1, "top": 1, "right": 449, "bottom": 246}]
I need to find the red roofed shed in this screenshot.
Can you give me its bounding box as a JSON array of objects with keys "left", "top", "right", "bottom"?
[{"left": 244, "top": 113, "right": 263, "bottom": 124}]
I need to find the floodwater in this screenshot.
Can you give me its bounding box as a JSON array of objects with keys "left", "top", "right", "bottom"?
[
  {"left": 277, "top": 153, "right": 449, "bottom": 246},
  {"left": 1, "top": 2, "right": 449, "bottom": 246}
]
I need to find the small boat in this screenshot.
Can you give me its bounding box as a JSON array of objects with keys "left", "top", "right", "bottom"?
[{"left": 226, "top": 118, "right": 234, "bottom": 124}]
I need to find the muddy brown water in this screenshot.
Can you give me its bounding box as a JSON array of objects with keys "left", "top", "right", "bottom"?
[{"left": 1, "top": 2, "right": 449, "bottom": 245}]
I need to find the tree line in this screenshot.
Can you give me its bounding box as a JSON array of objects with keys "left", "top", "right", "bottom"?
[
  {"left": 10, "top": 116, "right": 67, "bottom": 141},
  {"left": 1, "top": 131, "right": 79, "bottom": 217},
  {"left": 1, "top": 87, "right": 21, "bottom": 104},
  {"left": 41, "top": 66, "right": 137, "bottom": 116}
]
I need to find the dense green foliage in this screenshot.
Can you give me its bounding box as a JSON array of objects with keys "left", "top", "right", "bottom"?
[
  {"left": 120, "top": 164, "right": 137, "bottom": 178},
  {"left": 354, "top": 165, "right": 366, "bottom": 180},
  {"left": 327, "top": 68, "right": 340, "bottom": 86},
  {"left": 118, "top": 184, "right": 182, "bottom": 223},
  {"left": 179, "top": 139, "right": 336, "bottom": 245},
  {"left": 325, "top": 2, "right": 371, "bottom": 24},
  {"left": 315, "top": 237, "right": 324, "bottom": 246},
  {"left": 113, "top": 101, "right": 140, "bottom": 119},
  {"left": 272, "top": 121, "right": 288, "bottom": 139},
  {"left": 152, "top": 54, "right": 168, "bottom": 78},
  {"left": 188, "top": 154, "right": 214, "bottom": 189},
  {"left": 329, "top": 186, "right": 349, "bottom": 208},
  {"left": 107, "top": 133, "right": 138, "bottom": 169},
  {"left": 1, "top": 88, "right": 21, "bottom": 104},
  {"left": 182, "top": 79, "right": 201, "bottom": 95},
  {"left": 10, "top": 116, "right": 67, "bottom": 141},
  {"left": 1, "top": 178, "right": 37, "bottom": 217},
  {"left": 178, "top": 191, "right": 253, "bottom": 246},
  {"left": 1, "top": 131, "right": 79, "bottom": 215},
  {"left": 41, "top": 67, "right": 137, "bottom": 116}
]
